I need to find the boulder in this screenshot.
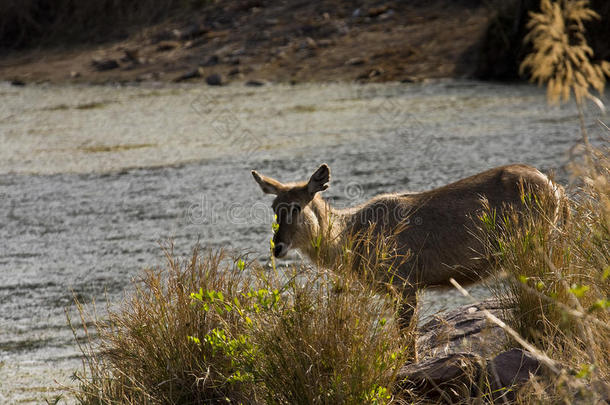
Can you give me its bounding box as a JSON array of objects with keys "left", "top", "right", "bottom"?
[
  {"left": 91, "top": 58, "right": 119, "bottom": 71},
  {"left": 172, "top": 24, "right": 208, "bottom": 40},
  {"left": 417, "top": 298, "right": 512, "bottom": 360},
  {"left": 205, "top": 73, "right": 224, "bottom": 86},
  {"left": 173, "top": 68, "right": 203, "bottom": 82},
  {"left": 487, "top": 348, "right": 541, "bottom": 402},
  {"left": 396, "top": 353, "right": 483, "bottom": 402},
  {"left": 245, "top": 79, "right": 265, "bottom": 87},
  {"left": 395, "top": 299, "right": 544, "bottom": 402},
  {"left": 156, "top": 41, "right": 180, "bottom": 52}
]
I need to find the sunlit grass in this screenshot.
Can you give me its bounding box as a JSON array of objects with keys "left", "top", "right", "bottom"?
[{"left": 69, "top": 237, "right": 414, "bottom": 404}]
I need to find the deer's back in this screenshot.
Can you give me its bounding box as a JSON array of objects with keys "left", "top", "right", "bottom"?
[{"left": 348, "top": 164, "right": 555, "bottom": 286}]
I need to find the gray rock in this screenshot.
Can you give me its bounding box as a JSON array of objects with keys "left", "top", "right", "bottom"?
[
  {"left": 172, "top": 24, "right": 208, "bottom": 40},
  {"left": 156, "top": 41, "right": 180, "bottom": 52},
  {"left": 417, "top": 298, "right": 512, "bottom": 360},
  {"left": 91, "top": 58, "right": 119, "bottom": 71},
  {"left": 395, "top": 299, "right": 545, "bottom": 402},
  {"left": 228, "top": 67, "right": 242, "bottom": 76},
  {"left": 205, "top": 73, "right": 223, "bottom": 86},
  {"left": 173, "top": 68, "right": 203, "bottom": 82},
  {"left": 245, "top": 80, "right": 265, "bottom": 87},
  {"left": 345, "top": 57, "right": 366, "bottom": 66},
  {"left": 396, "top": 353, "right": 483, "bottom": 402},
  {"left": 400, "top": 76, "right": 419, "bottom": 83},
  {"left": 487, "top": 348, "right": 541, "bottom": 402},
  {"left": 202, "top": 55, "right": 219, "bottom": 67}
]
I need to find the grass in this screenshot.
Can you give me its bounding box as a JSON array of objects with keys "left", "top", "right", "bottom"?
[
  {"left": 69, "top": 240, "right": 414, "bottom": 404},
  {"left": 474, "top": 140, "right": 609, "bottom": 402}
]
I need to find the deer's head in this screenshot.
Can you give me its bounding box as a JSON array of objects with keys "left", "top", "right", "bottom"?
[{"left": 251, "top": 164, "right": 330, "bottom": 258}]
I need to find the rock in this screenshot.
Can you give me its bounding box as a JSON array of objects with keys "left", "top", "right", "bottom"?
[
  {"left": 205, "top": 73, "right": 223, "bottom": 86},
  {"left": 226, "top": 56, "right": 241, "bottom": 66},
  {"left": 356, "top": 68, "right": 384, "bottom": 80},
  {"left": 70, "top": 71, "right": 81, "bottom": 79},
  {"left": 368, "top": 67, "right": 384, "bottom": 78},
  {"left": 417, "top": 298, "right": 512, "bottom": 360},
  {"left": 136, "top": 72, "right": 160, "bottom": 82},
  {"left": 156, "top": 41, "right": 180, "bottom": 52},
  {"left": 228, "top": 67, "right": 242, "bottom": 76},
  {"left": 305, "top": 37, "right": 317, "bottom": 49},
  {"left": 400, "top": 76, "right": 419, "bottom": 83},
  {"left": 184, "top": 37, "right": 208, "bottom": 49},
  {"left": 173, "top": 67, "right": 204, "bottom": 82},
  {"left": 393, "top": 299, "right": 547, "bottom": 401},
  {"left": 378, "top": 9, "right": 395, "bottom": 21},
  {"left": 396, "top": 353, "right": 483, "bottom": 402},
  {"left": 396, "top": 348, "right": 543, "bottom": 402},
  {"left": 487, "top": 349, "right": 541, "bottom": 402},
  {"left": 172, "top": 24, "right": 208, "bottom": 40},
  {"left": 91, "top": 58, "right": 119, "bottom": 71},
  {"left": 121, "top": 48, "right": 139, "bottom": 63},
  {"left": 201, "top": 55, "right": 219, "bottom": 67},
  {"left": 368, "top": 5, "right": 390, "bottom": 17},
  {"left": 345, "top": 57, "right": 366, "bottom": 66},
  {"left": 317, "top": 39, "right": 333, "bottom": 48},
  {"left": 245, "top": 80, "right": 265, "bottom": 87}
]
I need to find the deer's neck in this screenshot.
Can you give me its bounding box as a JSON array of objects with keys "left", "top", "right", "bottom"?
[{"left": 301, "top": 195, "right": 348, "bottom": 265}]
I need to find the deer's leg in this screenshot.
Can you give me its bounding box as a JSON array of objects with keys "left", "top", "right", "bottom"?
[
  {"left": 397, "top": 289, "right": 418, "bottom": 329},
  {"left": 397, "top": 288, "right": 419, "bottom": 361}
]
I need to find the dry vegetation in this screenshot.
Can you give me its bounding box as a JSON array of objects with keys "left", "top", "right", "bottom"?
[
  {"left": 478, "top": 146, "right": 609, "bottom": 402},
  {"left": 0, "top": 0, "right": 204, "bottom": 48},
  {"left": 520, "top": 0, "right": 610, "bottom": 105},
  {"left": 69, "top": 241, "right": 414, "bottom": 404}
]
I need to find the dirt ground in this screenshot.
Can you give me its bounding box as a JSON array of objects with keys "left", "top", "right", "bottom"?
[{"left": 0, "top": 0, "right": 501, "bottom": 85}]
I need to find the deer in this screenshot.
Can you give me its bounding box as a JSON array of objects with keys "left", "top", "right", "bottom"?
[{"left": 251, "top": 163, "right": 564, "bottom": 327}]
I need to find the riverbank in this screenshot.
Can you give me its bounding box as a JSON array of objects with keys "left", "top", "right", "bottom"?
[
  {"left": 0, "top": 0, "right": 495, "bottom": 85},
  {"left": 3, "top": 0, "right": 608, "bottom": 86}
]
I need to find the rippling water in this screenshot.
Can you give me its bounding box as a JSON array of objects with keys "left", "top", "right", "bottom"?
[{"left": 0, "top": 79, "right": 604, "bottom": 403}]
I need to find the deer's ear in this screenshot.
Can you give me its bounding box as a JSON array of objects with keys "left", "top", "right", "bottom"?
[
  {"left": 307, "top": 164, "right": 330, "bottom": 196},
  {"left": 252, "top": 170, "right": 284, "bottom": 195}
]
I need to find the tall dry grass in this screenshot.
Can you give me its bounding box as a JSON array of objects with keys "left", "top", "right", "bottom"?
[
  {"left": 520, "top": 0, "right": 610, "bottom": 105},
  {"left": 478, "top": 141, "right": 609, "bottom": 403},
  {"left": 69, "top": 236, "right": 414, "bottom": 404}
]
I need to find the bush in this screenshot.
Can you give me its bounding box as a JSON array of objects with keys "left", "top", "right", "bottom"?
[{"left": 70, "top": 240, "right": 414, "bottom": 404}]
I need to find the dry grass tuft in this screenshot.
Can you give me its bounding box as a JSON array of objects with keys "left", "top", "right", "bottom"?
[
  {"left": 69, "top": 236, "right": 414, "bottom": 404},
  {"left": 520, "top": 0, "right": 610, "bottom": 105},
  {"left": 479, "top": 141, "right": 610, "bottom": 402}
]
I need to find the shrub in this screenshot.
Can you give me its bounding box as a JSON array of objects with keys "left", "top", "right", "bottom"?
[{"left": 70, "top": 238, "right": 414, "bottom": 404}]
